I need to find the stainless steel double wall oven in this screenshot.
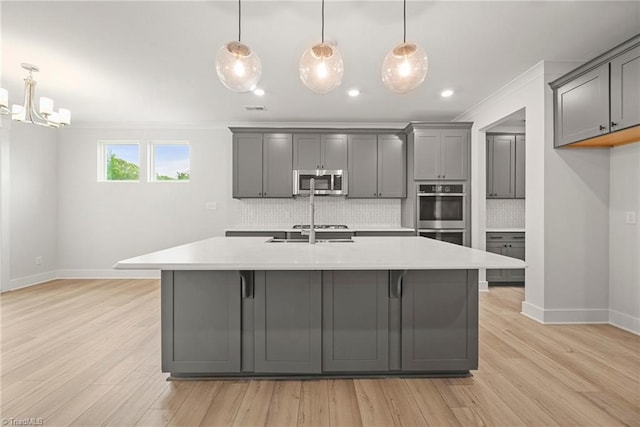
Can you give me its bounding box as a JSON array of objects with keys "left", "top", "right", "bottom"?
[{"left": 416, "top": 183, "right": 469, "bottom": 246}]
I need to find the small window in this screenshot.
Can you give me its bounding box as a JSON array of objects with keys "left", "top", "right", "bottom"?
[
  {"left": 98, "top": 141, "right": 140, "bottom": 182},
  {"left": 149, "top": 142, "right": 190, "bottom": 182}
]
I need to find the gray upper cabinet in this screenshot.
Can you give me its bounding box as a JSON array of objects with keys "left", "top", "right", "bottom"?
[
  {"left": 554, "top": 64, "right": 610, "bottom": 147},
  {"left": 348, "top": 134, "right": 378, "bottom": 198},
  {"left": 611, "top": 45, "right": 640, "bottom": 132},
  {"left": 348, "top": 134, "right": 406, "bottom": 198},
  {"left": 263, "top": 133, "right": 293, "bottom": 198},
  {"left": 293, "top": 134, "right": 348, "bottom": 170},
  {"left": 413, "top": 129, "right": 468, "bottom": 180},
  {"left": 487, "top": 134, "right": 515, "bottom": 198},
  {"left": 233, "top": 133, "right": 263, "bottom": 198},
  {"left": 232, "top": 132, "right": 293, "bottom": 198},
  {"left": 378, "top": 134, "right": 406, "bottom": 198},
  {"left": 515, "top": 135, "right": 526, "bottom": 198},
  {"left": 322, "top": 271, "right": 389, "bottom": 372},
  {"left": 550, "top": 35, "right": 640, "bottom": 147},
  {"left": 486, "top": 133, "right": 525, "bottom": 199}
]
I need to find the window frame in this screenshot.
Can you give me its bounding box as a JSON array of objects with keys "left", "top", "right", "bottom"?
[
  {"left": 97, "top": 140, "right": 141, "bottom": 182},
  {"left": 148, "top": 140, "right": 191, "bottom": 183}
]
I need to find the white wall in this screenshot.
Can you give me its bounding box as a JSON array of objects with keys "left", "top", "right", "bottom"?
[
  {"left": 609, "top": 143, "right": 640, "bottom": 333},
  {"left": 57, "top": 127, "right": 232, "bottom": 277},
  {"left": 4, "top": 121, "right": 59, "bottom": 291},
  {"left": 455, "top": 60, "right": 614, "bottom": 323}
]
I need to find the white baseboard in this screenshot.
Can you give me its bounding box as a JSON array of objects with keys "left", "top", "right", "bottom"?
[
  {"left": 479, "top": 280, "right": 489, "bottom": 292},
  {"left": 521, "top": 301, "right": 544, "bottom": 323},
  {"left": 609, "top": 310, "right": 640, "bottom": 335},
  {"left": 5, "top": 271, "right": 58, "bottom": 292},
  {"left": 521, "top": 301, "right": 609, "bottom": 324},
  {"left": 2, "top": 269, "right": 160, "bottom": 293},
  {"left": 57, "top": 269, "right": 160, "bottom": 279}
]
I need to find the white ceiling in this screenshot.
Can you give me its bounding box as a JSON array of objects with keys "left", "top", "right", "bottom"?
[{"left": 2, "top": 1, "right": 639, "bottom": 126}]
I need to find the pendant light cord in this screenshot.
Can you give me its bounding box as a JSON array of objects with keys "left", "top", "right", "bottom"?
[
  {"left": 403, "top": 0, "right": 407, "bottom": 43},
  {"left": 321, "top": 0, "right": 325, "bottom": 44},
  {"left": 238, "top": 0, "right": 242, "bottom": 42}
]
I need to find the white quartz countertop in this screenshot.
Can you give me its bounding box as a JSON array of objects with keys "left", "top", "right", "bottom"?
[
  {"left": 225, "top": 226, "right": 415, "bottom": 233},
  {"left": 114, "top": 236, "right": 526, "bottom": 271}
]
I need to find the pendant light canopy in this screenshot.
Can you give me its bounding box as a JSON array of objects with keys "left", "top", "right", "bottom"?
[
  {"left": 381, "top": 0, "right": 428, "bottom": 93},
  {"left": 216, "top": 0, "right": 262, "bottom": 92},
  {"left": 299, "top": 0, "right": 343, "bottom": 94}
]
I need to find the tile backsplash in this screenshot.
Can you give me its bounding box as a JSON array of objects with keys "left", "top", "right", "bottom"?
[
  {"left": 231, "top": 198, "right": 401, "bottom": 227},
  {"left": 486, "top": 199, "right": 525, "bottom": 228}
]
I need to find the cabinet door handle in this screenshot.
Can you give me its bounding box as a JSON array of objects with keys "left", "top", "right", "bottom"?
[
  {"left": 443, "top": 175, "right": 446, "bottom": 179},
  {"left": 599, "top": 125, "right": 606, "bottom": 131},
  {"left": 611, "top": 122, "right": 618, "bottom": 127}
]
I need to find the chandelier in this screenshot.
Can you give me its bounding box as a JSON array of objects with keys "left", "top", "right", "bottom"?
[
  {"left": 298, "top": 0, "right": 343, "bottom": 94},
  {"left": 215, "top": 0, "right": 262, "bottom": 92},
  {"left": 381, "top": 0, "right": 428, "bottom": 93},
  {"left": 0, "top": 63, "right": 70, "bottom": 127}
]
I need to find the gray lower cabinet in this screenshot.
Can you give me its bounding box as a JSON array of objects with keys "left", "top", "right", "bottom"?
[
  {"left": 322, "top": 271, "right": 389, "bottom": 372},
  {"left": 486, "top": 232, "right": 526, "bottom": 283},
  {"left": 161, "top": 270, "right": 241, "bottom": 374},
  {"left": 348, "top": 133, "right": 406, "bottom": 198},
  {"left": 232, "top": 132, "right": 293, "bottom": 198},
  {"left": 401, "top": 270, "right": 478, "bottom": 371},
  {"left": 254, "top": 271, "right": 322, "bottom": 373}
]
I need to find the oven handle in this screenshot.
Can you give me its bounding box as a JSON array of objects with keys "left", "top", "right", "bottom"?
[
  {"left": 417, "top": 193, "right": 466, "bottom": 196},
  {"left": 418, "top": 229, "right": 466, "bottom": 233}
]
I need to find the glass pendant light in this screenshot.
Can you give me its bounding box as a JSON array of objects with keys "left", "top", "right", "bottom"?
[
  {"left": 381, "top": 0, "right": 428, "bottom": 93},
  {"left": 216, "top": 0, "right": 262, "bottom": 92},
  {"left": 299, "top": 0, "right": 343, "bottom": 94}
]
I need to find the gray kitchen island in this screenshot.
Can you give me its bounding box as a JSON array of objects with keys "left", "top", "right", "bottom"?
[{"left": 115, "top": 236, "right": 525, "bottom": 378}]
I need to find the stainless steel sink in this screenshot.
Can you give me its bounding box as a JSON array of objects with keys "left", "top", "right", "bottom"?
[{"left": 265, "top": 238, "right": 354, "bottom": 243}]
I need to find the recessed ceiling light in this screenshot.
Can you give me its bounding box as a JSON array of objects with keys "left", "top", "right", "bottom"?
[
  {"left": 348, "top": 89, "right": 360, "bottom": 97},
  {"left": 253, "top": 88, "right": 265, "bottom": 96},
  {"left": 441, "top": 89, "right": 454, "bottom": 98}
]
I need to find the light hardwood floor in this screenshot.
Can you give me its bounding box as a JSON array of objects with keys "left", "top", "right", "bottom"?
[{"left": 1, "top": 279, "right": 639, "bottom": 426}]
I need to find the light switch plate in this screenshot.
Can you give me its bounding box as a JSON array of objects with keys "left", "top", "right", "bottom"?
[
  {"left": 206, "top": 202, "right": 217, "bottom": 210},
  {"left": 625, "top": 211, "right": 636, "bottom": 224}
]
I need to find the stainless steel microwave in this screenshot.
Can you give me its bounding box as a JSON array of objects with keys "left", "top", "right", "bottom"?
[{"left": 293, "top": 170, "right": 348, "bottom": 196}]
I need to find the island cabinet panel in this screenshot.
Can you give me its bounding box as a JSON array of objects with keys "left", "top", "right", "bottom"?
[
  {"left": 254, "top": 271, "right": 322, "bottom": 373},
  {"left": 322, "top": 271, "right": 389, "bottom": 372},
  {"left": 161, "top": 270, "right": 241, "bottom": 374},
  {"left": 401, "top": 270, "right": 478, "bottom": 371}
]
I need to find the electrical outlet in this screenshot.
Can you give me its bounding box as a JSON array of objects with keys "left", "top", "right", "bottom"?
[
  {"left": 35, "top": 256, "right": 42, "bottom": 265},
  {"left": 625, "top": 211, "right": 636, "bottom": 224},
  {"left": 206, "top": 202, "right": 217, "bottom": 210}
]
